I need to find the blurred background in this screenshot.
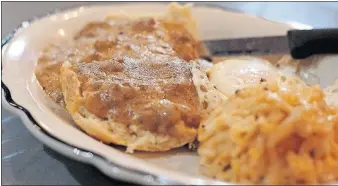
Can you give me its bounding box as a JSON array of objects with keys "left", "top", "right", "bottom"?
[
  {"left": 2, "top": 1, "right": 338, "bottom": 185},
  {"left": 3, "top": 2, "right": 338, "bottom": 37}
]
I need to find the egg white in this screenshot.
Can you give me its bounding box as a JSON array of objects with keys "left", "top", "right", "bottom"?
[{"left": 208, "top": 57, "right": 281, "bottom": 97}]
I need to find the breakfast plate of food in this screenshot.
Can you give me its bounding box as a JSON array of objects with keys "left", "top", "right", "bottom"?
[{"left": 2, "top": 2, "right": 338, "bottom": 185}]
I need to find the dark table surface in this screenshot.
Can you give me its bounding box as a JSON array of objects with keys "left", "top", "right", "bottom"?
[{"left": 2, "top": 2, "right": 338, "bottom": 185}]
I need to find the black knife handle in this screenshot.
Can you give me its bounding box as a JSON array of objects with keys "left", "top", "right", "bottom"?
[{"left": 287, "top": 28, "right": 338, "bottom": 59}]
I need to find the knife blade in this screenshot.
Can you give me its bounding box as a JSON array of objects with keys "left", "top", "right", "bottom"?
[{"left": 203, "top": 28, "right": 338, "bottom": 59}]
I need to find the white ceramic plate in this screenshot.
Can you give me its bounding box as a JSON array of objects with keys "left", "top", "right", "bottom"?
[{"left": 2, "top": 3, "right": 338, "bottom": 185}]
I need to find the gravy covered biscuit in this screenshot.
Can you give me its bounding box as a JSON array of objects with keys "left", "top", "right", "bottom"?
[{"left": 59, "top": 5, "right": 207, "bottom": 152}]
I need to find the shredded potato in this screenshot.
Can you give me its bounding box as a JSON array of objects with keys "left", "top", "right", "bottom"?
[{"left": 198, "top": 76, "right": 338, "bottom": 184}]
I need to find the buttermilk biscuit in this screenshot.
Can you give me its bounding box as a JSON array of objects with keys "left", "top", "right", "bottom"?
[{"left": 60, "top": 4, "right": 210, "bottom": 152}]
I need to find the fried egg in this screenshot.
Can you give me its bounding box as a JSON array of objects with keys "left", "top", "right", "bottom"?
[{"left": 208, "top": 57, "right": 281, "bottom": 97}]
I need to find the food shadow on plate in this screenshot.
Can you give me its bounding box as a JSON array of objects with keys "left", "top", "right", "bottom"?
[
  {"left": 43, "top": 145, "right": 136, "bottom": 186},
  {"left": 131, "top": 143, "right": 201, "bottom": 177},
  {"left": 132, "top": 145, "right": 197, "bottom": 159}
]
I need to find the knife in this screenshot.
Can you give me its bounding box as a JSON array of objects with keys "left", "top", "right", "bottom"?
[{"left": 203, "top": 28, "right": 338, "bottom": 59}]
